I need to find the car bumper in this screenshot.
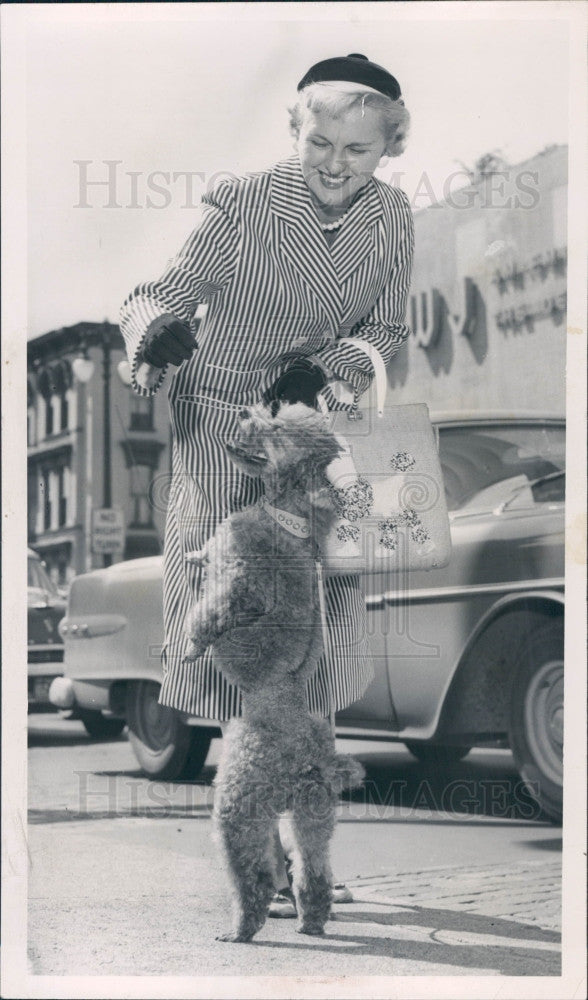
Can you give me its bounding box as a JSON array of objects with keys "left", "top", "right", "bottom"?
[
  {"left": 49, "top": 676, "right": 113, "bottom": 712},
  {"left": 48, "top": 676, "right": 76, "bottom": 709}
]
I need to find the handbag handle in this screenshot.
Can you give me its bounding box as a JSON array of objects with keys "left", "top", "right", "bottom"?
[{"left": 338, "top": 338, "right": 387, "bottom": 417}]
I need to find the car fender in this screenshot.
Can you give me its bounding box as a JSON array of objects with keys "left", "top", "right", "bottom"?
[
  {"left": 62, "top": 557, "right": 164, "bottom": 688},
  {"left": 429, "top": 587, "right": 565, "bottom": 741}
]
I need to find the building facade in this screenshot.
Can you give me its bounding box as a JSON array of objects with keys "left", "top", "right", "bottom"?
[
  {"left": 388, "top": 144, "right": 567, "bottom": 414},
  {"left": 27, "top": 322, "right": 171, "bottom": 585}
]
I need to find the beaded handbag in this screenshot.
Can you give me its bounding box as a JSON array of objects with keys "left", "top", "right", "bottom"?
[{"left": 318, "top": 340, "right": 452, "bottom": 575}]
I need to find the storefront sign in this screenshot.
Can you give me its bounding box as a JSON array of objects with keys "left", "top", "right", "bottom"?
[
  {"left": 496, "top": 292, "right": 566, "bottom": 333},
  {"left": 410, "top": 245, "right": 566, "bottom": 350},
  {"left": 491, "top": 247, "right": 566, "bottom": 295},
  {"left": 491, "top": 246, "right": 567, "bottom": 333},
  {"left": 410, "top": 277, "right": 478, "bottom": 348}
]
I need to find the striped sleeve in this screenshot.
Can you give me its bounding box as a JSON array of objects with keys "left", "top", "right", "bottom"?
[
  {"left": 313, "top": 188, "right": 414, "bottom": 408},
  {"left": 119, "top": 182, "right": 241, "bottom": 395}
]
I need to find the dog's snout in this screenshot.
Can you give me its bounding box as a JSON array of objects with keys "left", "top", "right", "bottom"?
[{"left": 239, "top": 407, "right": 250, "bottom": 420}]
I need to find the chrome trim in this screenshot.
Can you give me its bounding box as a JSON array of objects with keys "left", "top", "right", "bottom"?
[
  {"left": 365, "top": 577, "right": 564, "bottom": 608},
  {"left": 333, "top": 726, "right": 401, "bottom": 741},
  {"left": 59, "top": 614, "right": 127, "bottom": 639},
  {"left": 431, "top": 412, "right": 564, "bottom": 426},
  {"left": 28, "top": 643, "right": 64, "bottom": 653}
]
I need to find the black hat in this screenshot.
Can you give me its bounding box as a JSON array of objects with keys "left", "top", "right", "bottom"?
[{"left": 297, "top": 53, "right": 401, "bottom": 101}]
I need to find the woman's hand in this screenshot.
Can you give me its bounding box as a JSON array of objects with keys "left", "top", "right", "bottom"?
[
  {"left": 140, "top": 314, "right": 196, "bottom": 368},
  {"left": 263, "top": 358, "right": 327, "bottom": 408}
]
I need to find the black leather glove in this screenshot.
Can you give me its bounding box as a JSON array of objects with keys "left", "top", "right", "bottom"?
[
  {"left": 140, "top": 314, "right": 196, "bottom": 368},
  {"left": 263, "top": 358, "right": 328, "bottom": 409}
]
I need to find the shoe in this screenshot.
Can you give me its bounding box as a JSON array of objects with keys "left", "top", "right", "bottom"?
[
  {"left": 268, "top": 887, "right": 297, "bottom": 918},
  {"left": 332, "top": 883, "right": 354, "bottom": 903}
]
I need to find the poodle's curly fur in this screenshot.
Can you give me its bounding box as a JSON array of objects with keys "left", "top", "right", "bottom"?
[{"left": 185, "top": 402, "right": 364, "bottom": 942}]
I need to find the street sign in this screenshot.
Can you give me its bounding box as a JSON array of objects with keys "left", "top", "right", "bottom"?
[{"left": 91, "top": 508, "right": 125, "bottom": 554}]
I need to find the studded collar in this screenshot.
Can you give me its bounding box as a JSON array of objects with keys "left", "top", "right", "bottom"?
[{"left": 259, "top": 495, "right": 311, "bottom": 539}]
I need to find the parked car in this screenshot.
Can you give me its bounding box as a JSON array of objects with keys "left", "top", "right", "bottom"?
[
  {"left": 29, "top": 548, "right": 124, "bottom": 738},
  {"left": 27, "top": 548, "right": 67, "bottom": 711},
  {"left": 53, "top": 414, "right": 565, "bottom": 820}
]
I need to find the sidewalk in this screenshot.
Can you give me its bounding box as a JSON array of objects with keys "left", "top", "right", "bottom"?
[{"left": 27, "top": 817, "right": 562, "bottom": 979}]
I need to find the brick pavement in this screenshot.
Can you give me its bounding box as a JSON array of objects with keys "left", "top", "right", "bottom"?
[{"left": 347, "top": 859, "right": 562, "bottom": 931}]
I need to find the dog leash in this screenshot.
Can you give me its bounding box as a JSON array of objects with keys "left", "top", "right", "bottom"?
[{"left": 314, "top": 554, "right": 337, "bottom": 736}]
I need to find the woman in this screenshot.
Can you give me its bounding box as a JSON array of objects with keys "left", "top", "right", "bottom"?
[{"left": 120, "top": 52, "right": 414, "bottom": 913}]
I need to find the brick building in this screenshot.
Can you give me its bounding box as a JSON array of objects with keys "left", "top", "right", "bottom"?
[{"left": 27, "top": 322, "right": 170, "bottom": 585}]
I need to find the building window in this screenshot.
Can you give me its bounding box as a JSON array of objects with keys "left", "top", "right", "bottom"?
[
  {"left": 129, "top": 464, "right": 154, "bottom": 526},
  {"left": 130, "top": 394, "right": 154, "bottom": 432},
  {"left": 27, "top": 379, "right": 37, "bottom": 446},
  {"left": 28, "top": 472, "right": 37, "bottom": 541},
  {"left": 42, "top": 471, "right": 51, "bottom": 531},
  {"left": 37, "top": 361, "right": 73, "bottom": 438},
  {"left": 37, "top": 463, "right": 71, "bottom": 532},
  {"left": 45, "top": 396, "right": 55, "bottom": 437},
  {"left": 60, "top": 393, "right": 69, "bottom": 432},
  {"left": 58, "top": 467, "right": 68, "bottom": 527},
  {"left": 65, "top": 387, "right": 77, "bottom": 432},
  {"left": 27, "top": 406, "right": 36, "bottom": 447}
]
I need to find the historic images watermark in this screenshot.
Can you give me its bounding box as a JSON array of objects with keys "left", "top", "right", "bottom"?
[
  {"left": 73, "top": 159, "right": 541, "bottom": 212},
  {"left": 70, "top": 769, "right": 543, "bottom": 823}
]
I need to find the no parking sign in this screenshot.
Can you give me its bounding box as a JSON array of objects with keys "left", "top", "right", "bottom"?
[{"left": 91, "top": 508, "right": 125, "bottom": 554}]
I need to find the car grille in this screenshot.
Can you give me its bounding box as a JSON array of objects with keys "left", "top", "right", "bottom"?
[{"left": 28, "top": 648, "right": 64, "bottom": 664}]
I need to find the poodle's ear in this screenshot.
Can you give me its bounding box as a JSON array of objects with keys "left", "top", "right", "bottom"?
[
  {"left": 307, "top": 484, "right": 335, "bottom": 510},
  {"left": 309, "top": 430, "right": 344, "bottom": 475},
  {"left": 225, "top": 442, "right": 269, "bottom": 475}
]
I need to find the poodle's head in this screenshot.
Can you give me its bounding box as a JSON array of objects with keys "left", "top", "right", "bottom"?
[{"left": 226, "top": 402, "right": 342, "bottom": 503}]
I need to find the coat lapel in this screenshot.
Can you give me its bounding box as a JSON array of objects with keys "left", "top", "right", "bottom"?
[
  {"left": 271, "top": 157, "right": 341, "bottom": 336},
  {"left": 330, "top": 181, "right": 382, "bottom": 283},
  {"left": 270, "top": 156, "right": 385, "bottom": 335}
]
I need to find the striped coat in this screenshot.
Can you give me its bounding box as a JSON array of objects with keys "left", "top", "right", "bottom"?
[{"left": 119, "top": 154, "right": 414, "bottom": 720}]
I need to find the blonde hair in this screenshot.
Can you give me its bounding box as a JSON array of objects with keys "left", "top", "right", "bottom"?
[{"left": 288, "top": 82, "right": 410, "bottom": 157}]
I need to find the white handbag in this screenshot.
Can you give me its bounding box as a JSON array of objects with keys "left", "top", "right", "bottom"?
[{"left": 319, "top": 339, "right": 452, "bottom": 575}]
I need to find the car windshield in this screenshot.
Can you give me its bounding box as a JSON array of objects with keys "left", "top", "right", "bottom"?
[
  {"left": 438, "top": 423, "right": 565, "bottom": 511},
  {"left": 28, "top": 555, "right": 57, "bottom": 595}
]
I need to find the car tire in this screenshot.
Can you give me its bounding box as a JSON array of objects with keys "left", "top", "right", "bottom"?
[
  {"left": 404, "top": 742, "right": 472, "bottom": 764},
  {"left": 126, "top": 680, "right": 212, "bottom": 780},
  {"left": 78, "top": 709, "right": 125, "bottom": 740},
  {"left": 508, "top": 618, "right": 563, "bottom": 824}
]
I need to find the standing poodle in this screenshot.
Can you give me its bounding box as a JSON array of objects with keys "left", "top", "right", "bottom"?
[{"left": 186, "top": 402, "right": 364, "bottom": 942}]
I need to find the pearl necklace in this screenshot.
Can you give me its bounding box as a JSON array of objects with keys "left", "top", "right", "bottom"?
[
  {"left": 259, "top": 496, "right": 311, "bottom": 538},
  {"left": 319, "top": 208, "right": 351, "bottom": 232}
]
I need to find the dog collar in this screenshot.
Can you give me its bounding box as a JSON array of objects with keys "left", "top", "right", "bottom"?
[{"left": 259, "top": 496, "right": 311, "bottom": 538}]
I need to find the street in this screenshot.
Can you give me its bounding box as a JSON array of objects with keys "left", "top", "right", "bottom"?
[{"left": 26, "top": 713, "right": 563, "bottom": 980}]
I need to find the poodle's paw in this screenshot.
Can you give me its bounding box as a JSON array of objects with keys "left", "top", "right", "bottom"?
[
  {"left": 215, "top": 929, "right": 255, "bottom": 943},
  {"left": 184, "top": 612, "right": 211, "bottom": 655},
  {"left": 184, "top": 631, "right": 209, "bottom": 658},
  {"left": 296, "top": 922, "right": 326, "bottom": 937}
]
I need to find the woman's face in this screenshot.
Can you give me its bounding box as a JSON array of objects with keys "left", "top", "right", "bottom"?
[{"left": 296, "top": 105, "right": 387, "bottom": 215}]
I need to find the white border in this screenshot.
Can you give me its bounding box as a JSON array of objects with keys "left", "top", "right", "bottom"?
[{"left": 2, "top": 3, "right": 586, "bottom": 998}]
